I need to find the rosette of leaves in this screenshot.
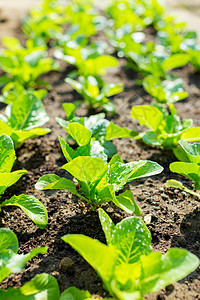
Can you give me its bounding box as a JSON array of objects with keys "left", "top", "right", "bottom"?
[
  {"left": 0, "top": 135, "right": 48, "bottom": 228},
  {"left": 131, "top": 104, "right": 200, "bottom": 149},
  {"left": 0, "top": 89, "right": 51, "bottom": 148},
  {"left": 166, "top": 140, "right": 200, "bottom": 197},
  {"left": 62, "top": 209, "right": 199, "bottom": 300},
  {"left": 65, "top": 76, "right": 123, "bottom": 113},
  {"left": 36, "top": 153, "right": 163, "bottom": 214},
  {"left": 0, "top": 36, "right": 58, "bottom": 89},
  {"left": 56, "top": 105, "right": 137, "bottom": 162}
]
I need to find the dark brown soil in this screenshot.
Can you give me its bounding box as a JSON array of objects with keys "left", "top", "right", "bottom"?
[{"left": 0, "top": 3, "right": 200, "bottom": 300}]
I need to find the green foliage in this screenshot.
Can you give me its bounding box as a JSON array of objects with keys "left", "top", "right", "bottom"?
[
  {"left": 173, "top": 140, "right": 200, "bottom": 163},
  {"left": 143, "top": 75, "right": 188, "bottom": 104},
  {"left": 62, "top": 209, "right": 199, "bottom": 300},
  {"left": 57, "top": 108, "right": 137, "bottom": 162},
  {"left": 0, "top": 89, "right": 50, "bottom": 148},
  {"left": 36, "top": 154, "right": 163, "bottom": 213},
  {"left": 56, "top": 112, "right": 116, "bottom": 162},
  {"left": 65, "top": 76, "right": 122, "bottom": 113},
  {"left": 166, "top": 141, "right": 200, "bottom": 192},
  {"left": 131, "top": 104, "right": 200, "bottom": 149},
  {"left": 0, "top": 37, "right": 58, "bottom": 88},
  {"left": 0, "top": 228, "right": 48, "bottom": 283},
  {"left": 0, "top": 273, "right": 61, "bottom": 299},
  {"left": 55, "top": 42, "right": 118, "bottom": 79},
  {"left": 0, "top": 83, "right": 47, "bottom": 105},
  {"left": 0, "top": 135, "right": 48, "bottom": 228}
]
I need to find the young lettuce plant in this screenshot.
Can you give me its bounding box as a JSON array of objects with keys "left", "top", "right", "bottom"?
[
  {"left": 0, "top": 228, "right": 48, "bottom": 283},
  {"left": 142, "top": 75, "right": 188, "bottom": 104},
  {"left": 0, "top": 36, "right": 58, "bottom": 89},
  {"left": 131, "top": 104, "right": 200, "bottom": 149},
  {"left": 0, "top": 82, "right": 47, "bottom": 105},
  {"left": 56, "top": 104, "right": 137, "bottom": 162},
  {"left": 0, "top": 228, "right": 61, "bottom": 299},
  {"left": 36, "top": 154, "right": 163, "bottom": 214},
  {"left": 22, "top": 0, "right": 65, "bottom": 44},
  {"left": 166, "top": 140, "right": 200, "bottom": 197},
  {"left": 65, "top": 76, "right": 123, "bottom": 113},
  {"left": 62, "top": 208, "right": 199, "bottom": 300},
  {"left": 55, "top": 41, "right": 118, "bottom": 80},
  {"left": 0, "top": 89, "right": 51, "bottom": 148},
  {"left": 0, "top": 135, "right": 48, "bottom": 228}
]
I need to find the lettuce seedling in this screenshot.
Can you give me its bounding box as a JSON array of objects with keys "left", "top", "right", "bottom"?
[
  {"left": 0, "top": 82, "right": 47, "bottom": 105},
  {"left": 0, "top": 135, "right": 48, "bottom": 228},
  {"left": 57, "top": 112, "right": 116, "bottom": 162},
  {"left": 56, "top": 106, "right": 137, "bottom": 161},
  {"left": 0, "top": 273, "right": 60, "bottom": 300},
  {"left": 157, "top": 29, "right": 198, "bottom": 54},
  {"left": 65, "top": 76, "right": 123, "bottom": 113},
  {"left": 0, "top": 90, "right": 51, "bottom": 148},
  {"left": 22, "top": 0, "right": 65, "bottom": 43},
  {"left": 166, "top": 140, "right": 200, "bottom": 196},
  {"left": 62, "top": 209, "right": 199, "bottom": 300},
  {"left": 0, "top": 228, "right": 48, "bottom": 283},
  {"left": 36, "top": 154, "right": 163, "bottom": 213},
  {"left": 143, "top": 75, "right": 188, "bottom": 104},
  {"left": 0, "top": 36, "right": 58, "bottom": 89},
  {"left": 131, "top": 104, "right": 200, "bottom": 149},
  {"left": 55, "top": 42, "right": 118, "bottom": 80}
]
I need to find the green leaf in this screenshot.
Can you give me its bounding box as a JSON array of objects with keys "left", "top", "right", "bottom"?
[
  {"left": 0, "top": 56, "right": 14, "bottom": 70},
  {"left": 1, "top": 194, "right": 48, "bottom": 229},
  {"left": 62, "top": 234, "right": 117, "bottom": 283},
  {"left": 165, "top": 179, "right": 200, "bottom": 198},
  {"left": 111, "top": 217, "right": 152, "bottom": 264},
  {"left": 62, "top": 156, "right": 108, "bottom": 198},
  {"left": 102, "top": 83, "right": 123, "bottom": 97},
  {"left": 0, "top": 246, "right": 47, "bottom": 283},
  {"left": 103, "top": 141, "right": 117, "bottom": 158},
  {"left": 12, "top": 128, "right": 51, "bottom": 149},
  {"left": 59, "top": 136, "right": 75, "bottom": 162},
  {"left": 139, "top": 249, "right": 199, "bottom": 294},
  {"left": 162, "top": 53, "right": 190, "bottom": 71},
  {"left": 0, "top": 170, "right": 27, "bottom": 195},
  {"left": 131, "top": 106, "right": 163, "bottom": 131},
  {"left": 35, "top": 174, "right": 80, "bottom": 195},
  {"left": 67, "top": 123, "right": 92, "bottom": 146},
  {"left": 0, "top": 75, "right": 12, "bottom": 88},
  {"left": 116, "top": 190, "right": 142, "bottom": 216},
  {"left": 170, "top": 162, "right": 200, "bottom": 190},
  {"left": 128, "top": 160, "right": 164, "bottom": 181},
  {"left": 105, "top": 122, "right": 138, "bottom": 140},
  {"left": 178, "top": 140, "right": 200, "bottom": 163},
  {"left": 0, "top": 273, "right": 60, "bottom": 300},
  {"left": 0, "top": 228, "right": 18, "bottom": 253},
  {"left": 142, "top": 131, "right": 161, "bottom": 146},
  {"left": 62, "top": 103, "right": 76, "bottom": 120},
  {"left": 181, "top": 127, "right": 200, "bottom": 142},
  {"left": 7, "top": 92, "right": 49, "bottom": 130},
  {"left": 60, "top": 287, "right": 92, "bottom": 300},
  {"left": 109, "top": 160, "right": 163, "bottom": 192},
  {"left": 0, "top": 135, "right": 16, "bottom": 172},
  {"left": 98, "top": 208, "right": 115, "bottom": 245}
]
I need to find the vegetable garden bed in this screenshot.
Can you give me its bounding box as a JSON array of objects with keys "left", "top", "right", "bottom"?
[{"left": 0, "top": 0, "right": 200, "bottom": 299}]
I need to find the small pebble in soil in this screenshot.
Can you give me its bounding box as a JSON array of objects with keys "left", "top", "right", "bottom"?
[{"left": 60, "top": 257, "right": 74, "bottom": 273}]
